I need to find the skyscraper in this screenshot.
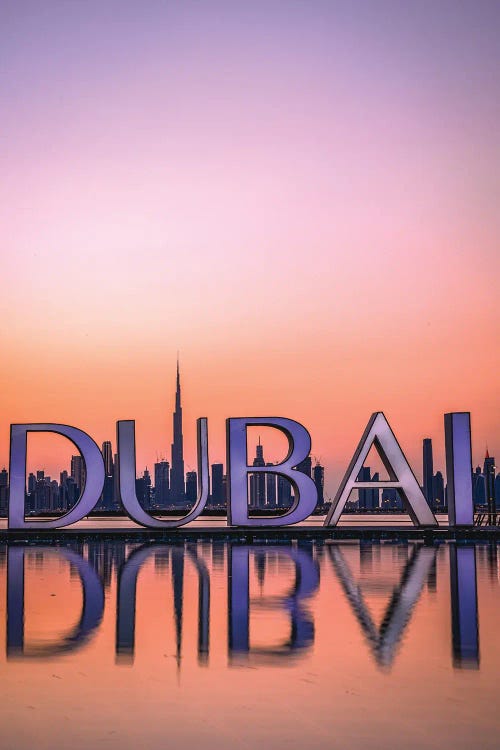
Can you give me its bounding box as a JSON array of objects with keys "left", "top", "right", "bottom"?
[
  {"left": 0, "top": 468, "right": 8, "bottom": 516},
  {"left": 484, "top": 450, "right": 496, "bottom": 514},
  {"left": 170, "top": 358, "right": 185, "bottom": 505},
  {"left": 277, "top": 475, "right": 292, "bottom": 508},
  {"left": 266, "top": 464, "right": 277, "bottom": 508},
  {"left": 210, "top": 463, "right": 224, "bottom": 506},
  {"left": 473, "top": 466, "right": 486, "bottom": 505},
  {"left": 71, "top": 455, "right": 85, "bottom": 495},
  {"left": 100, "top": 441, "right": 114, "bottom": 510},
  {"left": 249, "top": 439, "right": 266, "bottom": 508},
  {"left": 102, "top": 441, "right": 114, "bottom": 477},
  {"left": 185, "top": 471, "right": 197, "bottom": 503},
  {"left": 154, "top": 460, "right": 170, "bottom": 508},
  {"left": 142, "top": 468, "right": 152, "bottom": 509},
  {"left": 113, "top": 452, "right": 120, "bottom": 508},
  {"left": 370, "top": 471, "right": 380, "bottom": 509},
  {"left": 423, "top": 438, "right": 434, "bottom": 508},
  {"left": 357, "top": 466, "right": 371, "bottom": 509},
  {"left": 433, "top": 471, "right": 445, "bottom": 509},
  {"left": 313, "top": 463, "right": 325, "bottom": 506}
]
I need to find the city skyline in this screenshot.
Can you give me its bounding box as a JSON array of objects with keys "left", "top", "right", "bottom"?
[
  {"left": 1, "top": 2, "right": 498, "bottom": 502},
  {"left": 0, "top": 364, "right": 497, "bottom": 516},
  {"left": 1, "top": 3, "right": 499, "bottom": 749}
]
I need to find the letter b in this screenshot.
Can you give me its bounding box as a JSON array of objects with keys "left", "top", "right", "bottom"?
[{"left": 226, "top": 417, "right": 318, "bottom": 526}]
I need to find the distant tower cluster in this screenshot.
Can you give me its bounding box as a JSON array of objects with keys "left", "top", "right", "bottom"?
[
  {"left": 356, "top": 467, "right": 380, "bottom": 510},
  {"left": 421, "top": 438, "right": 446, "bottom": 511},
  {"left": 1, "top": 367, "right": 498, "bottom": 519},
  {"left": 248, "top": 441, "right": 324, "bottom": 511},
  {"left": 472, "top": 450, "right": 498, "bottom": 509}
]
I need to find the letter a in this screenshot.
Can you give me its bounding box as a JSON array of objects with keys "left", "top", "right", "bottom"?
[{"left": 324, "top": 412, "right": 438, "bottom": 527}]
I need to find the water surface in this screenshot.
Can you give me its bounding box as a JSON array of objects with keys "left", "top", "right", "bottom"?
[{"left": 0, "top": 540, "right": 498, "bottom": 749}]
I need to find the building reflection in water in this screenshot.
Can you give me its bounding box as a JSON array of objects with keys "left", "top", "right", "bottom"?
[
  {"left": 2, "top": 540, "right": 494, "bottom": 670},
  {"left": 449, "top": 545, "right": 480, "bottom": 669},
  {"left": 116, "top": 544, "right": 210, "bottom": 665},
  {"left": 228, "top": 545, "right": 319, "bottom": 664},
  {"left": 327, "top": 543, "right": 438, "bottom": 668}
]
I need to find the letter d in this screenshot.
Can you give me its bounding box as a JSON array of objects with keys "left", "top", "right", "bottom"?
[{"left": 9, "top": 424, "right": 105, "bottom": 529}]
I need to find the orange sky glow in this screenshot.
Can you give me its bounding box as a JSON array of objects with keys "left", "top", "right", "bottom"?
[{"left": 1, "top": 2, "right": 498, "bottom": 497}]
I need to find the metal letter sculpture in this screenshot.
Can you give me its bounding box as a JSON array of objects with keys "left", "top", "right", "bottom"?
[
  {"left": 117, "top": 418, "right": 209, "bottom": 527},
  {"left": 8, "top": 423, "right": 105, "bottom": 529},
  {"left": 226, "top": 417, "right": 318, "bottom": 526},
  {"left": 445, "top": 412, "right": 474, "bottom": 527},
  {"left": 324, "top": 412, "right": 438, "bottom": 527}
]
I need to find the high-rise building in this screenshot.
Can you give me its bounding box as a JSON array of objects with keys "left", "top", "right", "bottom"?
[
  {"left": 0, "top": 468, "right": 8, "bottom": 516},
  {"left": 113, "top": 453, "right": 120, "bottom": 508},
  {"left": 423, "top": 438, "right": 434, "bottom": 508},
  {"left": 357, "top": 466, "right": 371, "bottom": 509},
  {"left": 370, "top": 472, "right": 380, "bottom": 509},
  {"left": 277, "top": 475, "right": 292, "bottom": 508},
  {"left": 71, "top": 455, "right": 85, "bottom": 495},
  {"left": 357, "top": 468, "right": 379, "bottom": 510},
  {"left": 170, "top": 359, "right": 185, "bottom": 504},
  {"left": 99, "top": 441, "right": 114, "bottom": 510},
  {"left": 60, "top": 474, "right": 79, "bottom": 512},
  {"left": 186, "top": 471, "right": 197, "bottom": 503},
  {"left": 35, "top": 475, "right": 50, "bottom": 513},
  {"left": 266, "top": 464, "right": 277, "bottom": 508},
  {"left": 473, "top": 466, "right": 486, "bottom": 506},
  {"left": 210, "top": 463, "right": 224, "bottom": 506},
  {"left": 100, "top": 476, "right": 114, "bottom": 510},
  {"left": 484, "top": 450, "right": 496, "bottom": 511},
  {"left": 154, "top": 460, "right": 170, "bottom": 508},
  {"left": 49, "top": 479, "right": 59, "bottom": 511},
  {"left": 27, "top": 472, "right": 36, "bottom": 495},
  {"left": 433, "top": 471, "right": 445, "bottom": 509},
  {"left": 102, "top": 441, "right": 114, "bottom": 477},
  {"left": 250, "top": 439, "right": 266, "bottom": 508},
  {"left": 142, "top": 468, "right": 152, "bottom": 509},
  {"left": 313, "top": 463, "right": 324, "bottom": 506}
]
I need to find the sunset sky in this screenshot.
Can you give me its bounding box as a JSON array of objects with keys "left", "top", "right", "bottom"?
[{"left": 2, "top": 1, "right": 498, "bottom": 497}]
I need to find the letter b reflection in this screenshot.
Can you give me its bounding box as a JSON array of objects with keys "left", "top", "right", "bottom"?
[{"left": 228, "top": 545, "right": 319, "bottom": 664}]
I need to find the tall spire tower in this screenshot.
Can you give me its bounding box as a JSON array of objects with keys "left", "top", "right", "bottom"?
[{"left": 170, "top": 356, "right": 185, "bottom": 504}]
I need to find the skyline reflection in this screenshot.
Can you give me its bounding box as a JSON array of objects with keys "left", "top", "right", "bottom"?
[{"left": 2, "top": 539, "right": 496, "bottom": 672}]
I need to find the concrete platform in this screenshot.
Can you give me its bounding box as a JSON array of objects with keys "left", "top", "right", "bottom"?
[{"left": 0, "top": 516, "right": 498, "bottom": 544}]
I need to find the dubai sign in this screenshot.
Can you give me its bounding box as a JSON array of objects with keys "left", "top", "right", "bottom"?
[{"left": 7, "top": 411, "right": 474, "bottom": 530}]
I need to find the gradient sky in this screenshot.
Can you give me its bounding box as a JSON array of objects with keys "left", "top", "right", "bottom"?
[{"left": 1, "top": 1, "right": 499, "bottom": 497}]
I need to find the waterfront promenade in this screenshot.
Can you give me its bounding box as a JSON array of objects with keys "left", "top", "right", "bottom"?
[{"left": 0, "top": 514, "right": 499, "bottom": 541}]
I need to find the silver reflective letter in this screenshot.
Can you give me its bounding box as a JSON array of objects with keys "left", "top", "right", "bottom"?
[
  {"left": 117, "top": 418, "right": 209, "bottom": 527},
  {"left": 226, "top": 417, "right": 318, "bottom": 526},
  {"left": 445, "top": 412, "right": 474, "bottom": 527},
  {"left": 8, "top": 423, "right": 105, "bottom": 529},
  {"left": 324, "top": 412, "right": 438, "bottom": 527}
]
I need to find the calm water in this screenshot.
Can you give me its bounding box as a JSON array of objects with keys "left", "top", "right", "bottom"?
[{"left": 0, "top": 539, "right": 498, "bottom": 750}]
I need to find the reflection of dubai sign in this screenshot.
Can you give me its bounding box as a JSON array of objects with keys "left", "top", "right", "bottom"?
[
  {"left": 8, "top": 411, "right": 474, "bottom": 530},
  {"left": 6, "top": 542, "right": 480, "bottom": 670}
]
